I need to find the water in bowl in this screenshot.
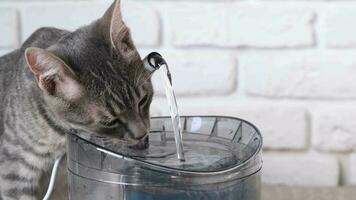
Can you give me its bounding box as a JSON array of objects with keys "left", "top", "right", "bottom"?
[{"left": 67, "top": 117, "right": 262, "bottom": 200}]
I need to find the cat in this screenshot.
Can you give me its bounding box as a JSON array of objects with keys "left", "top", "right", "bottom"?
[{"left": 0, "top": 0, "right": 154, "bottom": 199}]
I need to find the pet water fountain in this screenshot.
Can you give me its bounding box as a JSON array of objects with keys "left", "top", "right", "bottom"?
[
  {"left": 62, "top": 53, "right": 263, "bottom": 200},
  {"left": 67, "top": 116, "right": 262, "bottom": 200}
]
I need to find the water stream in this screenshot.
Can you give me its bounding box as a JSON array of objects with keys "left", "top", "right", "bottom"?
[{"left": 158, "top": 63, "right": 186, "bottom": 162}]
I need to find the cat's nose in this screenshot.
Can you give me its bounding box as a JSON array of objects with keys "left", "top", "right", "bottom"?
[
  {"left": 129, "top": 135, "right": 149, "bottom": 150},
  {"left": 133, "top": 134, "right": 146, "bottom": 140},
  {"left": 128, "top": 121, "right": 148, "bottom": 140},
  {"left": 131, "top": 131, "right": 147, "bottom": 141}
]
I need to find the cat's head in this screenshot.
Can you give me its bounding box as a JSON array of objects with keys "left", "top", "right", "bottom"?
[{"left": 24, "top": 0, "right": 153, "bottom": 144}]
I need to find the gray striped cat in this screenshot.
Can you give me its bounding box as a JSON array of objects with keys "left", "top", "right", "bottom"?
[{"left": 0, "top": 0, "right": 154, "bottom": 199}]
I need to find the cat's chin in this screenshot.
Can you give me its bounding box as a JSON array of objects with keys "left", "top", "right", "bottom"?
[
  {"left": 105, "top": 136, "right": 149, "bottom": 150},
  {"left": 127, "top": 136, "right": 149, "bottom": 150}
]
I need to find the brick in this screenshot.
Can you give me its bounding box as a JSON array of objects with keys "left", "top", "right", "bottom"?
[
  {"left": 165, "top": 3, "right": 227, "bottom": 47},
  {"left": 263, "top": 185, "right": 356, "bottom": 200},
  {"left": 151, "top": 98, "right": 308, "bottom": 150},
  {"left": 166, "top": 3, "right": 315, "bottom": 48},
  {"left": 0, "top": 8, "right": 19, "bottom": 48},
  {"left": 312, "top": 106, "right": 356, "bottom": 152},
  {"left": 121, "top": 2, "right": 160, "bottom": 47},
  {"left": 323, "top": 5, "right": 356, "bottom": 48},
  {"left": 150, "top": 51, "right": 236, "bottom": 96},
  {"left": 242, "top": 52, "right": 356, "bottom": 99},
  {"left": 263, "top": 153, "right": 339, "bottom": 187},
  {"left": 227, "top": 4, "right": 315, "bottom": 48},
  {"left": 21, "top": 1, "right": 160, "bottom": 46}
]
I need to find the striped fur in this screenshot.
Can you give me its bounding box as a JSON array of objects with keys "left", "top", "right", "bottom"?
[{"left": 0, "top": 1, "right": 153, "bottom": 199}]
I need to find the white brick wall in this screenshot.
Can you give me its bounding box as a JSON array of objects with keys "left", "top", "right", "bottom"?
[
  {"left": 151, "top": 51, "right": 236, "bottom": 96},
  {"left": 226, "top": 4, "right": 315, "bottom": 48},
  {"left": 0, "top": 8, "right": 19, "bottom": 48},
  {"left": 165, "top": 3, "right": 315, "bottom": 48},
  {"left": 323, "top": 5, "right": 356, "bottom": 48},
  {"left": 263, "top": 153, "right": 339, "bottom": 187},
  {"left": 241, "top": 52, "right": 356, "bottom": 99},
  {"left": 1, "top": 0, "right": 356, "bottom": 187},
  {"left": 312, "top": 106, "right": 356, "bottom": 152}
]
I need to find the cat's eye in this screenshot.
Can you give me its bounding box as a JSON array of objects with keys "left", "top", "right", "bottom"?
[{"left": 100, "top": 118, "right": 120, "bottom": 127}]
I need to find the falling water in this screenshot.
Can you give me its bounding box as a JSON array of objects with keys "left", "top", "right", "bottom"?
[{"left": 158, "top": 63, "right": 185, "bottom": 162}]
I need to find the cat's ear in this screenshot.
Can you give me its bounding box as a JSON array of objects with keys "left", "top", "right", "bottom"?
[
  {"left": 25, "top": 47, "right": 82, "bottom": 99},
  {"left": 101, "top": 0, "right": 132, "bottom": 53}
]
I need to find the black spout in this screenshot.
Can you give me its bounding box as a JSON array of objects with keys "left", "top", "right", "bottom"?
[{"left": 143, "top": 52, "right": 166, "bottom": 72}]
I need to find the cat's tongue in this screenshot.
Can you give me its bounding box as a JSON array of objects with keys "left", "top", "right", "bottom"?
[{"left": 129, "top": 136, "right": 149, "bottom": 150}]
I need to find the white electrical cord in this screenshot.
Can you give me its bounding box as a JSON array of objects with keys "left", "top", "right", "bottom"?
[{"left": 43, "top": 153, "right": 65, "bottom": 200}]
